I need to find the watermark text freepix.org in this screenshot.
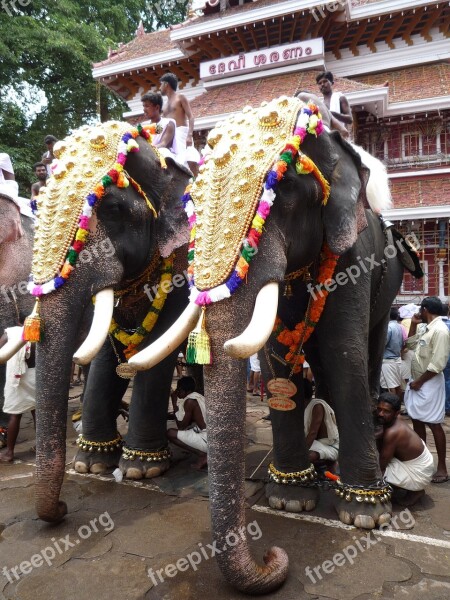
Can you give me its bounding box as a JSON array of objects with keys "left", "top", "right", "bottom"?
[
  {"left": 148, "top": 520, "right": 262, "bottom": 586},
  {"left": 305, "top": 508, "right": 415, "bottom": 583},
  {"left": 307, "top": 232, "right": 420, "bottom": 301},
  {"left": 2, "top": 511, "right": 114, "bottom": 583},
  {"left": 1, "top": 0, "right": 31, "bottom": 16}
]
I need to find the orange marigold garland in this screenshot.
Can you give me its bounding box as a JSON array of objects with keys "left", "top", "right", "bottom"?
[{"left": 273, "top": 243, "right": 339, "bottom": 373}]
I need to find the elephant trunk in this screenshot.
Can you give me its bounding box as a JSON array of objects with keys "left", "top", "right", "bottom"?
[
  {"left": 34, "top": 291, "right": 86, "bottom": 522},
  {"left": 204, "top": 296, "right": 288, "bottom": 594}
]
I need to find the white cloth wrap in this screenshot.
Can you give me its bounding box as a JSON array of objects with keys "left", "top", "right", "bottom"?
[
  {"left": 380, "top": 357, "right": 403, "bottom": 389},
  {"left": 404, "top": 373, "right": 446, "bottom": 424},
  {"left": 384, "top": 442, "right": 435, "bottom": 491},
  {"left": 304, "top": 398, "right": 339, "bottom": 459},
  {"left": 3, "top": 327, "right": 36, "bottom": 415},
  {"left": 175, "top": 392, "right": 207, "bottom": 452},
  {"left": 329, "top": 92, "right": 343, "bottom": 114},
  {"left": 249, "top": 353, "right": 260, "bottom": 372}
]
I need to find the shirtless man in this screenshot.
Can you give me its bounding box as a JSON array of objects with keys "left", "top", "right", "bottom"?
[
  {"left": 315, "top": 71, "right": 353, "bottom": 137},
  {"left": 303, "top": 379, "right": 339, "bottom": 467},
  {"left": 295, "top": 90, "right": 349, "bottom": 138},
  {"left": 167, "top": 376, "right": 207, "bottom": 470},
  {"left": 31, "top": 162, "right": 47, "bottom": 199},
  {"left": 160, "top": 72, "right": 194, "bottom": 146},
  {"left": 377, "top": 392, "right": 434, "bottom": 506}
]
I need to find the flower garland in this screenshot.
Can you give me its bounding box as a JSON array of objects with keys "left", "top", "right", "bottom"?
[
  {"left": 109, "top": 254, "right": 174, "bottom": 359},
  {"left": 28, "top": 123, "right": 155, "bottom": 297},
  {"left": 273, "top": 243, "right": 339, "bottom": 373},
  {"left": 181, "top": 101, "right": 328, "bottom": 307}
]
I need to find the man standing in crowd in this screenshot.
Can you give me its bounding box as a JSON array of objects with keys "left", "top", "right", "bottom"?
[
  {"left": 404, "top": 296, "right": 450, "bottom": 483},
  {"left": 30, "top": 162, "right": 47, "bottom": 199},
  {"left": 316, "top": 71, "right": 353, "bottom": 139},
  {"left": 377, "top": 392, "right": 434, "bottom": 506},
  {"left": 41, "top": 135, "right": 57, "bottom": 176},
  {"left": 380, "top": 307, "right": 405, "bottom": 397}
]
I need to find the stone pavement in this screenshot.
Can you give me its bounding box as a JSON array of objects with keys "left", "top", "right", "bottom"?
[{"left": 1, "top": 386, "right": 450, "bottom": 600}]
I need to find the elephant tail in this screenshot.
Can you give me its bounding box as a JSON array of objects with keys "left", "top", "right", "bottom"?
[{"left": 216, "top": 544, "right": 289, "bottom": 594}]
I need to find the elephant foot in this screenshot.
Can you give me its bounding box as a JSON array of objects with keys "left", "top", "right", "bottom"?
[
  {"left": 73, "top": 433, "right": 123, "bottom": 474},
  {"left": 37, "top": 500, "right": 68, "bottom": 523},
  {"left": 333, "top": 483, "right": 393, "bottom": 529},
  {"left": 265, "top": 481, "right": 320, "bottom": 513},
  {"left": 120, "top": 446, "right": 172, "bottom": 480}
]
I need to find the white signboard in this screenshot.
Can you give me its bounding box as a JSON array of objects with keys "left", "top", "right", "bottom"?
[{"left": 200, "top": 38, "right": 324, "bottom": 81}]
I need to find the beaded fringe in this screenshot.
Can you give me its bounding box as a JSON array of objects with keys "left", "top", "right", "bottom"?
[
  {"left": 186, "top": 306, "right": 212, "bottom": 365},
  {"left": 23, "top": 299, "right": 43, "bottom": 342}
]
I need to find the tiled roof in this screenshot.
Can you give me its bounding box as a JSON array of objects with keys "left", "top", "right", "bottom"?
[
  {"left": 191, "top": 71, "right": 375, "bottom": 119},
  {"left": 353, "top": 64, "right": 450, "bottom": 104},
  {"left": 93, "top": 29, "right": 176, "bottom": 69},
  {"left": 180, "top": 0, "right": 291, "bottom": 28}
]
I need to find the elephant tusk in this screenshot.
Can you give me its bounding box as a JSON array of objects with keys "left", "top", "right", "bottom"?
[
  {"left": 224, "top": 282, "right": 279, "bottom": 359},
  {"left": 73, "top": 288, "right": 114, "bottom": 365},
  {"left": 128, "top": 303, "right": 201, "bottom": 371},
  {"left": 0, "top": 329, "right": 26, "bottom": 364}
]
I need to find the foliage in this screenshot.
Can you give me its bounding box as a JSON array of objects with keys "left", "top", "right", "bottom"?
[{"left": 0, "top": 0, "right": 188, "bottom": 195}]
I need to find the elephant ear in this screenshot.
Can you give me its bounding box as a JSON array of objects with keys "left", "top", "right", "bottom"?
[
  {"left": 323, "top": 132, "right": 370, "bottom": 255},
  {"left": 156, "top": 157, "right": 191, "bottom": 258}
]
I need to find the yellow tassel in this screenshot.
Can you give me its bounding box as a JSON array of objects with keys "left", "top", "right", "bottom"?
[
  {"left": 23, "top": 299, "right": 43, "bottom": 342},
  {"left": 186, "top": 306, "right": 212, "bottom": 365}
]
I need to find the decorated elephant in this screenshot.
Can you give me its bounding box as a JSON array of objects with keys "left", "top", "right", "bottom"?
[
  {"left": 0, "top": 179, "right": 35, "bottom": 436},
  {"left": 129, "top": 96, "right": 421, "bottom": 593},
  {"left": 0, "top": 122, "right": 192, "bottom": 521}
]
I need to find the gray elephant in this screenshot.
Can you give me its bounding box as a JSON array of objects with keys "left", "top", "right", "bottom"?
[
  {"left": 0, "top": 183, "right": 35, "bottom": 435},
  {"left": 2, "top": 122, "right": 191, "bottom": 521},
  {"left": 129, "top": 96, "right": 421, "bottom": 593}
]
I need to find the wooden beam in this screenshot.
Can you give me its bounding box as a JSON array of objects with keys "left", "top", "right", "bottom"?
[
  {"left": 349, "top": 20, "right": 369, "bottom": 57},
  {"left": 421, "top": 6, "right": 445, "bottom": 42},
  {"left": 385, "top": 12, "right": 405, "bottom": 49},
  {"left": 235, "top": 28, "right": 250, "bottom": 52},
  {"left": 330, "top": 23, "right": 350, "bottom": 60},
  {"left": 366, "top": 17, "right": 387, "bottom": 52},
  {"left": 297, "top": 13, "right": 312, "bottom": 43},
  {"left": 402, "top": 10, "right": 425, "bottom": 45}
]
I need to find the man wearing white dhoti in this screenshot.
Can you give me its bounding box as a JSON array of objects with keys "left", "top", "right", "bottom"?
[
  {"left": 404, "top": 297, "right": 450, "bottom": 483},
  {"left": 0, "top": 326, "right": 36, "bottom": 463},
  {"left": 377, "top": 393, "right": 434, "bottom": 505},
  {"left": 303, "top": 380, "right": 339, "bottom": 464},
  {"left": 167, "top": 376, "right": 207, "bottom": 470},
  {"left": 380, "top": 307, "right": 405, "bottom": 396},
  {"left": 160, "top": 72, "right": 199, "bottom": 173},
  {"left": 316, "top": 71, "right": 353, "bottom": 139}
]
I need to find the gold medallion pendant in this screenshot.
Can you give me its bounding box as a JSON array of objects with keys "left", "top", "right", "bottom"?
[
  {"left": 116, "top": 363, "right": 137, "bottom": 379},
  {"left": 268, "top": 395, "right": 296, "bottom": 411},
  {"left": 266, "top": 378, "right": 297, "bottom": 397},
  {"left": 267, "top": 378, "right": 297, "bottom": 411}
]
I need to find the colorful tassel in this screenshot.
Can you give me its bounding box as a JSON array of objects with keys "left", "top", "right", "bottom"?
[
  {"left": 23, "top": 299, "right": 44, "bottom": 342},
  {"left": 186, "top": 306, "right": 212, "bottom": 365}
]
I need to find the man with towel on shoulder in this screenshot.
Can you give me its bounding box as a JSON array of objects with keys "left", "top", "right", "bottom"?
[
  {"left": 303, "top": 379, "right": 339, "bottom": 467},
  {"left": 316, "top": 71, "right": 353, "bottom": 140}
]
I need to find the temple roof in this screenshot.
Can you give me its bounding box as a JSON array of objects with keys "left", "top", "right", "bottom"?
[{"left": 190, "top": 71, "right": 375, "bottom": 120}]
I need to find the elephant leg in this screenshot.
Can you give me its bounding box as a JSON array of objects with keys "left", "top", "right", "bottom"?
[
  {"left": 120, "top": 349, "right": 178, "bottom": 480},
  {"left": 260, "top": 352, "right": 320, "bottom": 513},
  {"left": 73, "top": 339, "right": 129, "bottom": 474},
  {"left": 316, "top": 274, "right": 392, "bottom": 529}
]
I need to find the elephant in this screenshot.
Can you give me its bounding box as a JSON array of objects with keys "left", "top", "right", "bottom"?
[
  {"left": 0, "top": 187, "right": 35, "bottom": 433},
  {"left": 2, "top": 122, "right": 192, "bottom": 522},
  {"left": 128, "top": 95, "right": 421, "bottom": 593}
]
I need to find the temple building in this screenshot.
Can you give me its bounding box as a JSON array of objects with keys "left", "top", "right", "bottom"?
[{"left": 93, "top": 0, "right": 450, "bottom": 302}]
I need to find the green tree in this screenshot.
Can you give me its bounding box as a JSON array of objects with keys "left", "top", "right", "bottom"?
[{"left": 0, "top": 0, "right": 188, "bottom": 195}]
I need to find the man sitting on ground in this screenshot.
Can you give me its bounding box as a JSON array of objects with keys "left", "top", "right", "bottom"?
[
  {"left": 377, "top": 392, "right": 434, "bottom": 506},
  {"left": 167, "top": 376, "right": 207, "bottom": 470},
  {"left": 304, "top": 379, "right": 339, "bottom": 468}
]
